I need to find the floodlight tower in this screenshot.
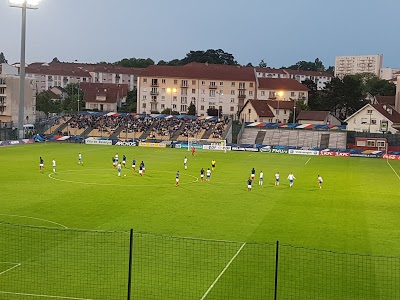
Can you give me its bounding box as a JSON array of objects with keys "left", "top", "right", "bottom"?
[{"left": 9, "top": 0, "right": 41, "bottom": 139}]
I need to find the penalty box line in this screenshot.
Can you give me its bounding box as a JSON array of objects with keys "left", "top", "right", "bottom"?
[
  {"left": 0, "top": 262, "right": 21, "bottom": 276},
  {"left": 387, "top": 160, "right": 400, "bottom": 180},
  {"left": 200, "top": 242, "right": 246, "bottom": 300}
]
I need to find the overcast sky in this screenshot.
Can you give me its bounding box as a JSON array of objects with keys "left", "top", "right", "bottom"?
[{"left": 1, "top": 0, "right": 399, "bottom": 68}]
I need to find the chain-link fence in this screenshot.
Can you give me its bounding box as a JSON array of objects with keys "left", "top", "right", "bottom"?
[{"left": 0, "top": 222, "right": 399, "bottom": 300}]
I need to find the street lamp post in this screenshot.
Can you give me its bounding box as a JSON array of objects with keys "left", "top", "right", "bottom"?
[
  {"left": 293, "top": 100, "right": 296, "bottom": 124},
  {"left": 9, "top": 0, "right": 40, "bottom": 139},
  {"left": 166, "top": 87, "right": 177, "bottom": 114},
  {"left": 277, "top": 91, "right": 284, "bottom": 123}
]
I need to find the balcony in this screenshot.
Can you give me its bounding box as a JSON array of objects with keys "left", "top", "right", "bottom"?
[
  {"left": 238, "top": 94, "right": 246, "bottom": 99},
  {"left": 151, "top": 82, "right": 159, "bottom": 87},
  {"left": 181, "top": 83, "right": 188, "bottom": 88},
  {"left": 209, "top": 85, "right": 217, "bottom": 89},
  {"left": 238, "top": 86, "right": 246, "bottom": 90},
  {"left": 150, "top": 91, "right": 159, "bottom": 95}
]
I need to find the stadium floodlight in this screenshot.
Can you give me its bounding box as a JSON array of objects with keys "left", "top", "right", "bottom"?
[
  {"left": 277, "top": 90, "right": 284, "bottom": 123},
  {"left": 9, "top": 0, "right": 40, "bottom": 9},
  {"left": 9, "top": 0, "right": 40, "bottom": 139}
]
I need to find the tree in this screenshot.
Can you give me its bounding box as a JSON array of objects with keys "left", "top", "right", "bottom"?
[
  {"left": 181, "top": 49, "right": 238, "bottom": 65},
  {"left": 286, "top": 58, "right": 326, "bottom": 72},
  {"left": 114, "top": 58, "right": 154, "bottom": 68},
  {"left": 161, "top": 108, "right": 179, "bottom": 115},
  {"left": 0, "top": 52, "right": 7, "bottom": 64},
  {"left": 353, "top": 73, "right": 396, "bottom": 97},
  {"left": 325, "top": 66, "right": 334, "bottom": 75},
  {"left": 63, "top": 83, "right": 83, "bottom": 112},
  {"left": 52, "top": 57, "right": 60, "bottom": 63},
  {"left": 187, "top": 102, "right": 196, "bottom": 115},
  {"left": 36, "top": 92, "right": 62, "bottom": 116},
  {"left": 118, "top": 88, "right": 137, "bottom": 113},
  {"left": 245, "top": 62, "right": 253, "bottom": 67},
  {"left": 258, "top": 59, "right": 267, "bottom": 68}
]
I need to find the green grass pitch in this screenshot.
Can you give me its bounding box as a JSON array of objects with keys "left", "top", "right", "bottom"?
[{"left": 0, "top": 143, "right": 399, "bottom": 299}]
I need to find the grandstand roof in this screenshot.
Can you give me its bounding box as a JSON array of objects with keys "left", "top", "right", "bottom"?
[
  {"left": 138, "top": 62, "right": 256, "bottom": 81},
  {"left": 297, "top": 110, "right": 331, "bottom": 121},
  {"left": 258, "top": 78, "right": 309, "bottom": 91}
]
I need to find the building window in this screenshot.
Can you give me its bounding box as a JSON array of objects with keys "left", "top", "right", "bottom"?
[
  {"left": 174, "top": 80, "right": 178, "bottom": 84},
  {"left": 162, "top": 88, "right": 166, "bottom": 92},
  {"left": 161, "top": 96, "right": 165, "bottom": 100},
  {"left": 230, "top": 106, "right": 234, "bottom": 111},
  {"left": 162, "top": 79, "right": 166, "bottom": 84},
  {"left": 143, "top": 95, "right": 147, "bottom": 100},
  {"left": 201, "top": 98, "right": 205, "bottom": 102},
  {"left": 249, "top": 91, "right": 253, "bottom": 96},
  {"left": 261, "top": 91, "right": 265, "bottom": 96},
  {"left": 200, "top": 105, "right": 204, "bottom": 110},
  {"left": 192, "top": 80, "right": 196, "bottom": 85},
  {"left": 250, "top": 83, "right": 253, "bottom": 87},
  {"left": 371, "top": 119, "right": 377, "bottom": 125},
  {"left": 231, "top": 90, "right": 235, "bottom": 95},
  {"left": 291, "top": 92, "right": 295, "bottom": 97},
  {"left": 143, "top": 78, "right": 147, "bottom": 83},
  {"left": 367, "top": 109, "right": 373, "bottom": 114},
  {"left": 142, "top": 103, "right": 146, "bottom": 108},
  {"left": 201, "top": 89, "right": 205, "bottom": 94},
  {"left": 201, "top": 81, "right": 206, "bottom": 85},
  {"left": 231, "top": 82, "right": 235, "bottom": 87},
  {"left": 192, "top": 89, "right": 196, "bottom": 94},
  {"left": 209, "top": 90, "right": 216, "bottom": 97},
  {"left": 219, "top": 82, "right": 224, "bottom": 86},
  {"left": 231, "top": 98, "right": 235, "bottom": 103},
  {"left": 161, "top": 104, "right": 165, "bottom": 109},
  {"left": 248, "top": 109, "right": 251, "bottom": 114},
  {"left": 269, "top": 91, "right": 275, "bottom": 98},
  {"left": 181, "top": 105, "right": 187, "bottom": 111},
  {"left": 173, "top": 104, "right": 177, "bottom": 109}
]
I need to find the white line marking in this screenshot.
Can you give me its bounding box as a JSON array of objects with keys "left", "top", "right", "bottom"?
[
  {"left": 200, "top": 242, "right": 246, "bottom": 300},
  {"left": 0, "top": 291, "right": 94, "bottom": 300},
  {"left": 48, "top": 169, "right": 198, "bottom": 187},
  {"left": 0, "top": 263, "right": 20, "bottom": 276},
  {"left": 0, "top": 214, "right": 68, "bottom": 229},
  {"left": 387, "top": 161, "right": 400, "bottom": 180},
  {"left": 305, "top": 158, "right": 311, "bottom": 165},
  {"left": 0, "top": 261, "right": 21, "bottom": 265}
]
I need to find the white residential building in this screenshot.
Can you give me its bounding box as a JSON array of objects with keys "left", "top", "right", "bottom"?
[
  {"left": 0, "top": 63, "right": 36, "bottom": 126},
  {"left": 344, "top": 103, "right": 400, "bottom": 134},
  {"left": 255, "top": 67, "right": 332, "bottom": 90},
  {"left": 335, "top": 54, "right": 383, "bottom": 78}
]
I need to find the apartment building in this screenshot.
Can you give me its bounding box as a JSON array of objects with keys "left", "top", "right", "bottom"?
[
  {"left": 257, "top": 78, "right": 309, "bottom": 104},
  {"left": 26, "top": 62, "right": 143, "bottom": 93},
  {"left": 255, "top": 67, "right": 332, "bottom": 90},
  {"left": 335, "top": 54, "right": 383, "bottom": 78},
  {"left": 137, "top": 62, "right": 256, "bottom": 117},
  {"left": 0, "top": 64, "right": 36, "bottom": 126}
]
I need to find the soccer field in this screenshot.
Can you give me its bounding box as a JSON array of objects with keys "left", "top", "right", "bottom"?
[{"left": 0, "top": 143, "right": 400, "bottom": 299}]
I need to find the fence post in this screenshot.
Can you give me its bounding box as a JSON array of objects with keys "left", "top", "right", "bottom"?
[
  {"left": 127, "top": 229, "right": 134, "bottom": 300},
  {"left": 274, "top": 240, "right": 279, "bottom": 300}
]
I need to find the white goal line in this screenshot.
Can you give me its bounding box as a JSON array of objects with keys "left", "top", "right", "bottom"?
[{"left": 200, "top": 242, "right": 246, "bottom": 300}]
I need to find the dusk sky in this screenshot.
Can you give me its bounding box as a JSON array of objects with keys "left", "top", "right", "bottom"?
[{"left": 1, "top": 0, "right": 399, "bottom": 69}]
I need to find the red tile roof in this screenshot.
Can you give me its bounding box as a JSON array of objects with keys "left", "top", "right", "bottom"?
[
  {"left": 26, "top": 64, "right": 91, "bottom": 77},
  {"left": 254, "top": 67, "right": 286, "bottom": 74},
  {"left": 282, "top": 69, "right": 333, "bottom": 78},
  {"left": 247, "top": 100, "right": 275, "bottom": 117},
  {"left": 139, "top": 62, "right": 256, "bottom": 81},
  {"left": 81, "top": 83, "right": 128, "bottom": 104},
  {"left": 258, "top": 78, "right": 309, "bottom": 91},
  {"left": 297, "top": 110, "right": 330, "bottom": 121},
  {"left": 372, "top": 104, "right": 400, "bottom": 124},
  {"left": 375, "top": 96, "right": 395, "bottom": 106},
  {"left": 266, "top": 100, "right": 295, "bottom": 110}
]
